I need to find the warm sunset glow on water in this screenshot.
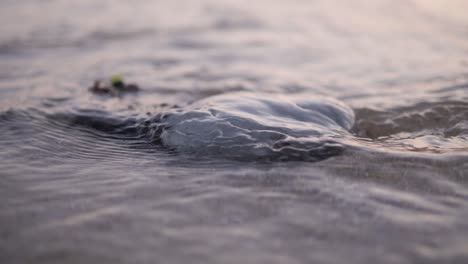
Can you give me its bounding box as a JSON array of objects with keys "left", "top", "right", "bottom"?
[{"left": 1, "top": 1, "right": 467, "bottom": 263}]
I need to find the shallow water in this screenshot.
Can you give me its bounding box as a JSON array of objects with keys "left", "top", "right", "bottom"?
[{"left": 1, "top": 0, "right": 468, "bottom": 263}]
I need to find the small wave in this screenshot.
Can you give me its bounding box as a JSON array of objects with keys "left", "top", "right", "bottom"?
[
  {"left": 152, "top": 93, "right": 355, "bottom": 161},
  {"left": 3, "top": 94, "right": 467, "bottom": 163},
  {"left": 0, "top": 93, "right": 356, "bottom": 163},
  {"left": 353, "top": 100, "right": 468, "bottom": 154},
  {"left": 0, "top": 109, "right": 165, "bottom": 164}
]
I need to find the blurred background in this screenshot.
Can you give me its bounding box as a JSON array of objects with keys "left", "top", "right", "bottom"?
[{"left": 1, "top": 0, "right": 467, "bottom": 108}]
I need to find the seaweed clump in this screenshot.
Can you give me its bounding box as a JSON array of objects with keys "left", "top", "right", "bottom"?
[{"left": 89, "top": 74, "right": 140, "bottom": 96}]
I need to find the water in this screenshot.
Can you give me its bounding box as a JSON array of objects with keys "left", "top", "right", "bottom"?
[
  {"left": 1, "top": 0, "right": 468, "bottom": 263},
  {"left": 155, "top": 92, "right": 354, "bottom": 161}
]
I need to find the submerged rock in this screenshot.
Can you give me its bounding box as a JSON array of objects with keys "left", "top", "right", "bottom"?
[{"left": 89, "top": 75, "right": 140, "bottom": 96}]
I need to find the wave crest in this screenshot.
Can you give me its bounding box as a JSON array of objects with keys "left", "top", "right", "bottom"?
[{"left": 154, "top": 93, "right": 355, "bottom": 161}]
